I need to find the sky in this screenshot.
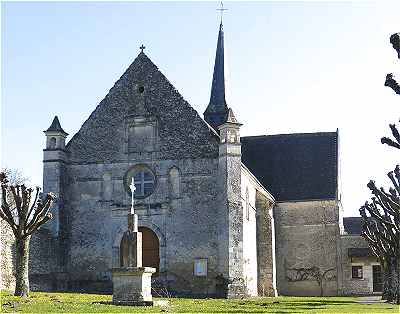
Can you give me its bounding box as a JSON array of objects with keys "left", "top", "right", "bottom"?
[{"left": 1, "top": 1, "right": 399, "bottom": 217}]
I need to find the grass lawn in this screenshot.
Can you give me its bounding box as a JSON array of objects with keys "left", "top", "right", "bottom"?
[{"left": 1, "top": 291, "right": 399, "bottom": 313}]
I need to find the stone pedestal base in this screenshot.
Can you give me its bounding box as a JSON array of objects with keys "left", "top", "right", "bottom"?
[{"left": 112, "top": 267, "right": 156, "bottom": 305}]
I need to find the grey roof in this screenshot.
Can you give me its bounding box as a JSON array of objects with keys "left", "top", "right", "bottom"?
[
  {"left": 343, "top": 217, "right": 363, "bottom": 235},
  {"left": 204, "top": 22, "right": 229, "bottom": 130},
  {"left": 44, "top": 116, "right": 68, "bottom": 135},
  {"left": 348, "top": 247, "right": 374, "bottom": 257},
  {"left": 241, "top": 132, "right": 338, "bottom": 201}
]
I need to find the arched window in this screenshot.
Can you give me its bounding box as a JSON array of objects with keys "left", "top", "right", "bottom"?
[{"left": 168, "top": 167, "right": 180, "bottom": 198}]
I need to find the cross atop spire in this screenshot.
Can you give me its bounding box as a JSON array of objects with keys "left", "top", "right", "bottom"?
[
  {"left": 139, "top": 44, "right": 146, "bottom": 53},
  {"left": 217, "top": 1, "right": 228, "bottom": 24}
]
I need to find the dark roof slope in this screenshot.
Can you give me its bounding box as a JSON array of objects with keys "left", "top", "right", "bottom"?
[
  {"left": 44, "top": 116, "right": 68, "bottom": 135},
  {"left": 241, "top": 132, "right": 338, "bottom": 202},
  {"left": 204, "top": 22, "right": 229, "bottom": 130},
  {"left": 348, "top": 247, "right": 374, "bottom": 257},
  {"left": 343, "top": 217, "right": 363, "bottom": 235},
  {"left": 205, "top": 22, "right": 228, "bottom": 115}
]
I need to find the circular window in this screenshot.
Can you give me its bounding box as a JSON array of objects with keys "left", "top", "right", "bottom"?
[{"left": 124, "top": 165, "right": 156, "bottom": 199}]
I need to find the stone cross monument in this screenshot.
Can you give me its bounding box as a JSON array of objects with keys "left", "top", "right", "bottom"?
[{"left": 111, "top": 177, "right": 156, "bottom": 305}]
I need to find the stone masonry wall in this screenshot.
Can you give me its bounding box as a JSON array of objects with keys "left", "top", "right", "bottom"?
[
  {"left": 241, "top": 168, "right": 259, "bottom": 297},
  {"left": 35, "top": 51, "right": 224, "bottom": 295},
  {"left": 0, "top": 219, "right": 15, "bottom": 291},
  {"left": 338, "top": 235, "right": 379, "bottom": 295},
  {"left": 275, "top": 200, "right": 340, "bottom": 296},
  {"left": 29, "top": 228, "right": 60, "bottom": 292},
  {"left": 62, "top": 157, "right": 220, "bottom": 296},
  {"left": 255, "top": 190, "right": 275, "bottom": 296}
]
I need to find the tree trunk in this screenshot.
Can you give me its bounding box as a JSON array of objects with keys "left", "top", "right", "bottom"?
[
  {"left": 318, "top": 280, "right": 323, "bottom": 297},
  {"left": 382, "top": 261, "right": 391, "bottom": 301},
  {"left": 382, "top": 256, "right": 400, "bottom": 304},
  {"left": 14, "top": 236, "right": 31, "bottom": 297}
]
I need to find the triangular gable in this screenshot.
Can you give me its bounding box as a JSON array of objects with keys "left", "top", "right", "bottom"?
[{"left": 67, "top": 52, "right": 219, "bottom": 163}]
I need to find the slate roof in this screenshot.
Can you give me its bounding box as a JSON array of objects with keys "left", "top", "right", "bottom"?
[
  {"left": 205, "top": 22, "right": 228, "bottom": 115},
  {"left": 241, "top": 132, "right": 338, "bottom": 202},
  {"left": 204, "top": 22, "right": 229, "bottom": 130},
  {"left": 343, "top": 217, "right": 363, "bottom": 235},
  {"left": 44, "top": 116, "right": 68, "bottom": 135}
]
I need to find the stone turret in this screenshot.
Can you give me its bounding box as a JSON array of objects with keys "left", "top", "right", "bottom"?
[
  {"left": 217, "top": 108, "right": 245, "bottom": 298},
  {"left": 44, "top": 116, "right": 68, "bottom": 150},
  {"left": 43, "top": 115, "right": 68, "bottom": 237}
]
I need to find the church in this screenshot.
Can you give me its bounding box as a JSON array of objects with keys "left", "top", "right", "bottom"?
[{"left": 11, "top": 22, "right": 380, "bottom": 297}]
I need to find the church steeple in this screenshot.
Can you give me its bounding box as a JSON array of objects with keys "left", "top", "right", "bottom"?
[{"left": 204, "top": 22, "right": 229, "bottom": 131}]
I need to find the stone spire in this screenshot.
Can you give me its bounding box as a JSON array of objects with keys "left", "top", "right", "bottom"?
[{"left": 204, "top": 22, "right": 229, "bottom": 131}]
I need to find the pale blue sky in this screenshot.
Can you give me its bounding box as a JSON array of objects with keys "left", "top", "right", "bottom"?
[{"left": 1, "top": 1, "right": 399, "bottom": 217}]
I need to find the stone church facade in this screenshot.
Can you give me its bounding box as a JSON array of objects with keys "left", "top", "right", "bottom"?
[{"left": 1, "top": 22, "right": 382, "bottom": 297}]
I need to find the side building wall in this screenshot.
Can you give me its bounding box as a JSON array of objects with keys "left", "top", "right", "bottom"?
[
  {"left": 338, "top": 235, "right": 380, "bottom": 296},
  {"left": 255, "top": 190, "right": 276, "bottom": 297},
  {"left": 240, "top": 168, "right": 259, "bottom": 297},
  {"left": 240, "top": 166, "right": 276, "bottom": 297},
  {"left": 274, "top": 199, "right": 340, "bottom": 296}
]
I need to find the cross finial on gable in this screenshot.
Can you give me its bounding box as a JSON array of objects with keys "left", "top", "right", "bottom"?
[{"left": 140, "top": 44, "right": 146, "bottom": 53}]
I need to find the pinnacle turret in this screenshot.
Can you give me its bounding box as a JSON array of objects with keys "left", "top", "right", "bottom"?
[{"left": 44, "top": 116, "right": 68, "bottom": 136}]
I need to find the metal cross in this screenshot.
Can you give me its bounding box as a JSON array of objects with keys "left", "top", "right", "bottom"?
[
  {"left": 129, "top": 177, "right": 136, "bottom": 214},
  {"left": 217, "top": 2, "right": 228, "bottom": 23},
  {"left": 139, "top": 44, "right": 146, "bottom": 52}
]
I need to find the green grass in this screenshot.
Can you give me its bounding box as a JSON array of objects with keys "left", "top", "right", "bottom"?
[{"left": 0, "top": 291, "right": 399, "bottom": 313}]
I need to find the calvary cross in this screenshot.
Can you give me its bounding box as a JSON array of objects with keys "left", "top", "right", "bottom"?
[{"left": 129, "top": 177, "right": 136, "bottom": 214}]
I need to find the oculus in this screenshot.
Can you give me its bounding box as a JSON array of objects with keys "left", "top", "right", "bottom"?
[{"left": 124, "top": 164, "right": 156, "bottom": 199}]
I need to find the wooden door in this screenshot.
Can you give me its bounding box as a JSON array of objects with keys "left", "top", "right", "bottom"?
[
  {"left": 372, "top": 265, "right": 383, "bottom": 292},
  {"left": 138, "top": 227, "right": 160, "bottom": 276}
]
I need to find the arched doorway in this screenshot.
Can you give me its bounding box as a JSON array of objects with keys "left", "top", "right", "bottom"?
[{"left": 138, "top": 226, "right": 160, "bottom": 276}]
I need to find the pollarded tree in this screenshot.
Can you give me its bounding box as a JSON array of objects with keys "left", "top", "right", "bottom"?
[
  {"left": 381, "top": 33, "right": 400, "bottom": 149},
  {"left": 360, "top": 167, "right": 400, "bottom": 303},
  {"left": 360, "top": 33, "right": 400, "bottom": 304},
  {"left": 0, "top": 172, "right": 55, "bottom": 297}
]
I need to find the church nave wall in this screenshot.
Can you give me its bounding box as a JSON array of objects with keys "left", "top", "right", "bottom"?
[
  {"left": 274, "top": 200, "right": 341, "bottom": 296},
  {"left": 48, "top": 156, "right": 223, "bottom": 295}
]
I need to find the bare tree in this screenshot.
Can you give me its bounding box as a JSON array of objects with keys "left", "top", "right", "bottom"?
[
  {"left": 286, "top": 266, "right": 335, "bottom": 296},
  {"left": 381, "top": 33, "right": 400, "bottom": 149},
  {"left": 360, "top": 33, "right": 400, "bottom": 305},
  {"left": 1, "top": 168, "right": 29, "bottom": 186},
  {"left": 0, "top": 172, "right": 55, "bottom": 297},
  {"left": 360, "top": 166, "right": 400, "bottom": 304}
]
